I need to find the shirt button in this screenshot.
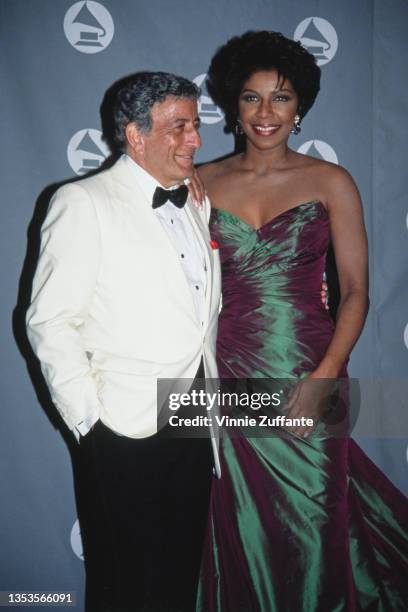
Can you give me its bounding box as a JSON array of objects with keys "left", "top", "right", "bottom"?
[
  {"left": 195, "top": 285, "right": 199, "bottom": 290},
  {"left": 181, "top": 253, "right": 185, "bottom": 258},
  {"left": 171, "top": 219, "right": 174, "bottom": 224}
]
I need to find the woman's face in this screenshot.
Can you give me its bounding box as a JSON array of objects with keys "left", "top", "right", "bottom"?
[{"left": 238, "top": 70, "right": 299, "bottom": 149}]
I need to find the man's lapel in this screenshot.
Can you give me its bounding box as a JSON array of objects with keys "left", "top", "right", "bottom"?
[{"left": 110, "top": 157, "right": 196, "bottom": 313}]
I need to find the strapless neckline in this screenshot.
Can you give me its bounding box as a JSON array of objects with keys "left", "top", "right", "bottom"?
[{"left": 211, "top": 200, "right": 326, "bottom": 232}]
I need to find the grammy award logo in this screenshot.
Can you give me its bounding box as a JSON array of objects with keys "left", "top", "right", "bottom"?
[
  {"left": 64, "top": 1, "right": 114, "bottom": 54},
  {"left": 294, "top": 17, "right": 338, "bottom": 66},
  {"left": 70, "top": 519, "right": 83, "bottom": 561},
  {"left": 193, "top": 74, "right": 224, "bottom": 125},
  {"left": 297, "top": 140, "right": 338, "bottom": 164},
  {"left": 67, "top": 129, "right": 110, "bottom": 175}
]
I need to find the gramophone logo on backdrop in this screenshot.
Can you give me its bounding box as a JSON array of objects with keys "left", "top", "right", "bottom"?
[
  {"left": 404, "top": 323, "right": 408, "bottom": 350},
  {"left": 193, "top": 74, "right": 224, "bottom": 125},
  {"left": 67, "top": 129, "right": 109, "bottom": 175},
  {"left": 70, "top": 519, "right": 83, "bottom": 561},
  {"left": 294, "top": 17, "right": 338, "bottom": 66},
  {"left": 297, "top": 140, "right": 338, "bottom": 164},
  {"left": 64, "top": 1, "right": 114, "bottom": 53}
]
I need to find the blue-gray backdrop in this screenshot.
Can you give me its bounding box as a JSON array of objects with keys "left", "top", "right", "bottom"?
[{"left": 1, "top": 0, "right": 407, "bottom": 607}]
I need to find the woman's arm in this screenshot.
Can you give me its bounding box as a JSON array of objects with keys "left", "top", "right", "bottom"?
[
  {"left": 312, "top": 165, "right": 369, "bottom": 378},
  {"left": 286, "top": 165, "right": 368, "bottom": 437}
]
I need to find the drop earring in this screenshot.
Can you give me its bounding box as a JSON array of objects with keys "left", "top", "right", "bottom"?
[
  {"left": 235, "top": 119, "right": 244, "bottom": 136},
  {"left": 291, "top": 115, "right": 301, "bottom": 135}
]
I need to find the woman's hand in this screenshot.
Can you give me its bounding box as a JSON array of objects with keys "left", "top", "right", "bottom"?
[
  {"left": 283, "top": 373, "right": 335, "bottom": 438},
  {"left": 321, "top": 281, "right": 329, "bottom": 310},
  {"left": 184, "top": 168, "right": 206, "bottom": 207}
]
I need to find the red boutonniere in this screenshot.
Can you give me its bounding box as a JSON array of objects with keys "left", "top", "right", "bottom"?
[{"left": 210, "top": 240, "right": 219, "bottom": 250}]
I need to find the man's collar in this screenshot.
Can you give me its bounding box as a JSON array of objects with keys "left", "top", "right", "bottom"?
[{"left": 123, "top": 154, "right": 181, "bottom": 204}]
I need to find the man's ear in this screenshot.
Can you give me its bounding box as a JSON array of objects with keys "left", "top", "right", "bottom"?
[{"left": 125, "top": 123, "right": 145, "bottom": 157}]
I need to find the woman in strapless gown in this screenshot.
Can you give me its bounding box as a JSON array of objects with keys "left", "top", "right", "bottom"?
[{"left": 195, "top": 32, "right": 408, "bottom": 611}]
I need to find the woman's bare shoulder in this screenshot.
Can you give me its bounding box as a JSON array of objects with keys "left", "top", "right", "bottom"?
[
  {"left": 314, "top": 161, "right": 359, "bottom": 202},
  {"left": 198, "top": 155, "right": 241, "bottom": 187},
  {"left": 296, "top": 152, "right": 355, "bottom": 184},
  {"left": 310, "top": 160, "right": 362, "bottom": 215},
  {"left": 293, "top": 152, "right": 358, "bottom": 198}
]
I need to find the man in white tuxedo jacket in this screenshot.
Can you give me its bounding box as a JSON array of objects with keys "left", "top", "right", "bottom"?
[{"left": 26, "top": 72, "right": 221, "bottom": 612}]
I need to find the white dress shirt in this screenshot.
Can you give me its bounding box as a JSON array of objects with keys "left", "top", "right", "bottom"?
[{"left": 125, "top": 154, "right": 207, "bottom": 325}]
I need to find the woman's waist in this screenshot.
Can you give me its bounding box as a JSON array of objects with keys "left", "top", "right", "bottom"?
[
  {"left": 218, "top": 299, "right": 335, "bottom": 354},
  {"left": 220, "top": 290, "right": 332, "bottom": 314},
  {"left": 222, "top": 271, "right": 327, "bottom": 298}
]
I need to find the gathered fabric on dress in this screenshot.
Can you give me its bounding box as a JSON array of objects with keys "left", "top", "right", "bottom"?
[{"left": 197, "top": 202, "right": 408, "bottom": 612}]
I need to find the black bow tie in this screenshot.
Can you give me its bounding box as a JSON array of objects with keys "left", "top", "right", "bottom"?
[{"left": 152, "top": 185, "right": 189, "bottom": 209}]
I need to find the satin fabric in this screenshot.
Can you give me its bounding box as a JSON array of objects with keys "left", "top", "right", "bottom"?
[{"left": 197, "top": 202, "right": 408, "bottom": 611}]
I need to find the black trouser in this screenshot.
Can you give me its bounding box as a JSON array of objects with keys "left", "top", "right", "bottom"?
[{"left": 80, "top": 367, "right": 212, "bottom": 612}]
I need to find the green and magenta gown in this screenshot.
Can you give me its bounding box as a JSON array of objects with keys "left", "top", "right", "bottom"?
[{"left": 197, "top": 201, "right": 408, "bottom": 611}]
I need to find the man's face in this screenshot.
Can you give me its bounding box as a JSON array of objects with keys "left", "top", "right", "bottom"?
[{"left": 129, "top": 96, "right": 201, "bottom": 187}]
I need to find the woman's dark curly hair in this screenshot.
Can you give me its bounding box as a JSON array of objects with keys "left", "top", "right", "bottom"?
[{"left": 207, "top": 31, "right": 321, "bottom": 133}]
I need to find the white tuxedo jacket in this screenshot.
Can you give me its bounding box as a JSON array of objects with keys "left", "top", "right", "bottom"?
[{"left": 27, "top": 156, "right": 222, "bottom": 474}]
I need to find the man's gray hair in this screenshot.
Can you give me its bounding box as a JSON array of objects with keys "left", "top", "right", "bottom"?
[{"left": 113, "top": 71, "right": 200, "bottom": 151}]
